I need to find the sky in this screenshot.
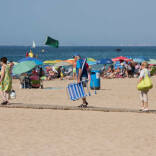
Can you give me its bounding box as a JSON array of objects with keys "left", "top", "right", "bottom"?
[{"left": 0, "top": 0, "right": 156, "bottom": 46}]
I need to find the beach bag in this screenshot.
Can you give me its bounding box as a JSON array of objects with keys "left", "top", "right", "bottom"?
[
  {"left": 137, "top": 74, "right": 153, "bottom": 91},
  {"left": 10, "top": 90, "right": 16, "bottom": 99}
]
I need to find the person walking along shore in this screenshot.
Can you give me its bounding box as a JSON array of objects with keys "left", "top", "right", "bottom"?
[
  {"left": 0, "top": 57, "right": 12, "bottom": 105},
  {"left": 138, "top": 62, "right": 151, "bottom": 112}
]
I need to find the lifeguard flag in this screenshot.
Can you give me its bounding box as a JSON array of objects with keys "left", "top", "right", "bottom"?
[{"left": 45, "top": 36, "right": 59, "bottom": 48}]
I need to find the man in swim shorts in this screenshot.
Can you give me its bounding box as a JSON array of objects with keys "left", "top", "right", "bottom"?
[
  {"left": 73, "top": 55, "right": 77, "bottom": 80},
  {"left": 75, "top": 54, "right": 88, "bottom": 107}
]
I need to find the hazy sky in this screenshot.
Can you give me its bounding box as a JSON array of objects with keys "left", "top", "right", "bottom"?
[{"left": 0, "top": 0, "right": 156, "bottom": 46}]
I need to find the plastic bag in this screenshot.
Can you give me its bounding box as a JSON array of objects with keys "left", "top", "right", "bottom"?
[{"left": 10, "top": 90, "right": 16, "bottom": 99}]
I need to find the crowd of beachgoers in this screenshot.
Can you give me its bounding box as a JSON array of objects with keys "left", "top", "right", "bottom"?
[
  {"left": 37, "top": 59, "right": 156, "bottom": 82},
  {"left": 101, "top": 61, "right": 152, "bottom": 79},
  {"left": 7, "top": 55, "right": 155, "bottom": 91},
  {"left": 0, "top": 54, "right": 155, "bottom": 112}
]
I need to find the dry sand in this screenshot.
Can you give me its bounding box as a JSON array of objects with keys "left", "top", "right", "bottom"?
[{"left": 0, "top": 77, "right": 156, "bottom": 156}]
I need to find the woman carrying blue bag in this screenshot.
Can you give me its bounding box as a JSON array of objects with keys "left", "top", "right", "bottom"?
[{"left": 137, "top": 62, "right": 152, "bottom": 112}]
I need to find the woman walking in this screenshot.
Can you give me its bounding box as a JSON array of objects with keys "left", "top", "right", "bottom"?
[
  {"left": 138, "top": 62, "right": 151, "bottom": 111},
  {"left": 0, "top": 57, "right": 12, "bottom": 105}
]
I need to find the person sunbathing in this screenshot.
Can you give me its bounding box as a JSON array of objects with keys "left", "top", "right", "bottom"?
[
  {"left": 114, "top": 67, "right": 123, "bottom": 78},
  {"left": 48, "top": 70, "right": 55, "bottom": 80},
  {"left": 103, "top": 67, "right": 115, "bottom": 79}
]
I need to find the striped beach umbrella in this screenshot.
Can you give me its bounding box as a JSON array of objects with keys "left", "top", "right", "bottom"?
[{"left": 43, "top": 60, "right": 62, "bottom": 64}]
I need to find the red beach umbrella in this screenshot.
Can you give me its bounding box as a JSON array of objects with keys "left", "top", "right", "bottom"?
[{"left": 112, "top": 56, "right": 132, "bottom": 62}]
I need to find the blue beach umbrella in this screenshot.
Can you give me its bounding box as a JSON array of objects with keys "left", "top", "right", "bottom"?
[
  {"left": 19, "top": 57, "right": 43, "bottom": 65},
  {"left": 138, "top": 56, "right": 149, "bottom": 61},
  {"left": 133, "top": 58, "right": 145, "bottom": 63},
  {"left": 96, "top": 58, "right": 113, "bottom": 65}
]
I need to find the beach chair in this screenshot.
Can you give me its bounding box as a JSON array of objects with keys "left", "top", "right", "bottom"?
[
  {"left": 30, "top": 75, "right": 41, "bottom": 88},
  {"left": 67, "top": 82, "right": 86, "bottom": 101},
  {"left": 22, "top": 76, "right": 31, "bottom": 89}
]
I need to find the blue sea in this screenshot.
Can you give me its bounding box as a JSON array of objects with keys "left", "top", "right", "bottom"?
[{"left": 0, "top": 46, "right": 156, "bottom": 62}]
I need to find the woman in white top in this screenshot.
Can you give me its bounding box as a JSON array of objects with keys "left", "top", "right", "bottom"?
[{"left": 138, "top": 62, "right": 150, "bottom": 111}]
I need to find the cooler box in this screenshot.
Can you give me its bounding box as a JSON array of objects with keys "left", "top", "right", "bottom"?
[{"left": 90, "top": 70, "right": 100, "bottom": 90}]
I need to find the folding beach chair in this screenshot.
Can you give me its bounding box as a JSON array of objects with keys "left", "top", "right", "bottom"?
[{"left": 67, "top": 82, "right": 86, "bottom": 101}]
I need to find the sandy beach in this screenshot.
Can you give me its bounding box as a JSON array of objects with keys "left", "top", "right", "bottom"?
[
  {"left": 0, "top": 77, "right": 156, "bottom": 156},
  {"left": 10, "top": 77, "right": 156, "bottom": 109}
]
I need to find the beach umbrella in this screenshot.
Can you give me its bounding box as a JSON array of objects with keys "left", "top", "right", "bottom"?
[
  {"left": 43, "top": 60, "right": 62, "bottom": 64},
  {"left": 86, "top": 58, "right": 96, "bottom": 66},
  {"left": 138, "top": 56, "right": 149, "bottom": 61},
  {"left": 91, "top": 64, "right": 104, "bottom": 71},
  {"left": 96, "top": 58, "right": 113, "bottom": 65},
  {"left": 13, "top": 62, "right": 18, "bottom": 65},
  {"left": 133, "top": 58, "right": 145, "bottom": 63},
  {"left": 8, "top": 61, "right": 18, "bottom": 65},
  {"left": 54, "top": 62, "right": 71, "bottom": 67},
  {"left": 64, "top": 59, "right": 75, "bottom": 64},
  {"left": 112, "top": 56, "right": 132, "bottom": 62},
  {"left": 87, "top": 58, "right": 96, "bottom": 62},
  {"left": 148, "top": 59, "right": 156, "bottom": 65},
  {"left": 19, "top": 57, "right": 43, "bottom": 65},
  {"left": 12, "top": 61, "right": 36, "bottom": 75},
  {"left": 87, "top": 61, "right": 96, "bottom": 66}
]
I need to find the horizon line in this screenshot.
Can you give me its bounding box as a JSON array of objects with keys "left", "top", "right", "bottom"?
[{"left": 0, "top": 44, "right": 156, "bottom": 47}]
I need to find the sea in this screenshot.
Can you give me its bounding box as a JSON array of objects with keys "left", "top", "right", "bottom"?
[{"left": 0, "top": 46, "right": 156, "bottom": 62}]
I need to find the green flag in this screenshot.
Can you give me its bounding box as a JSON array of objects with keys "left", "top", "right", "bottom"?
[{"left": 45, "top": 36, "right": 59, "bottom": 48}]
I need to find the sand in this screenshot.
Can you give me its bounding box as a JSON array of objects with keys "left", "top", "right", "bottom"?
[
  {"left": 0, "top": 77, "right": 156, "bottom": 156},
  {"left": 10, "top": 77, "right": 156, "bottom": 110}
]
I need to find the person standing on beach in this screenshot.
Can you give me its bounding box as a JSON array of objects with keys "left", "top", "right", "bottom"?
[
  {"left": 138, "top": 62, "right": 150, "bottom": 111},
  {"left": 0, "top": 57, "right": 12, "bottom": 105},
  {"left": 76, "top": 54, "right": 88, "bottom": 107},
  {"left": 73, "top": 55, "right": 77, "bottom": 80}
]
